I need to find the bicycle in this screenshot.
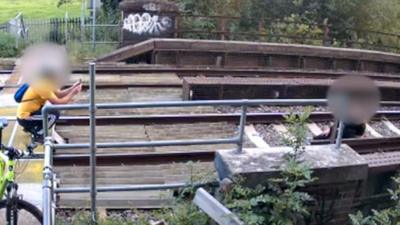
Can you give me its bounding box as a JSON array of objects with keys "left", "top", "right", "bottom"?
[{"left": 0, "top": 118, "right": 42, "bottom": 225}]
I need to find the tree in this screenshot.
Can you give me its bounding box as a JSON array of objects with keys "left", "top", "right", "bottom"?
[{"left": 99, "top": 0, "right": 121, "bottom": 23}]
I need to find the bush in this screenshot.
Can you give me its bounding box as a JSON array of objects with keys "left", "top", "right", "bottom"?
[
  {"left": 161, "top": 202, "right": 209, "bottom": 225},
  {"left": 223, "top": 108, "right": 316, "bottom": 225},
  {"left": 56, "top": 211, "right": 145, "bottom": 225},
  {"left": 349, "top": 176, "right": 400, "bottom": 225},
  {"left": 0, "top": 32, "right": 19, "bottom": 57}
]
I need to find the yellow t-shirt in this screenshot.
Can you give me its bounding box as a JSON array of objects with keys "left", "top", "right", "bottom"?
[{"left": 17, "top": 80, "right": 58, "bottom": 119}]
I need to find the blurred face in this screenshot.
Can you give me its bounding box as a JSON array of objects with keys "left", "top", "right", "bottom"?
[
  {"left": 19, "top": 43, "right": 71, "bottom": 88},
  {"left": 328, "top": 75, "right": 380, "bottom": 124},
  {"left": 38, "top": 71, "right": 58, "bottom": 85}
]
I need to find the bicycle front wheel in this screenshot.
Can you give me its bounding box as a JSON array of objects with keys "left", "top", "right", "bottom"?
[{"left": 0, "top": 198, "right": 42, "bottom": 225}]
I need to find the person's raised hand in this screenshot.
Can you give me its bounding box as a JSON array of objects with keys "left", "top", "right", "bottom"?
[
  {"left": 73, "top": 84, "right": 82, "bottom": 95},
  {"left": 72, "top": 79, "right": 82, "bottom": 88}
]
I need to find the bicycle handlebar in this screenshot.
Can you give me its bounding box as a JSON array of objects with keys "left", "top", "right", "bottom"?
[{"left": 1, "top": 144, "right": 25, "bottom": 160}]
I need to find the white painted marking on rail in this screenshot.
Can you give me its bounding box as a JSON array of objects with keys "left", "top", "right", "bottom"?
[
  {"left": 383, "top": 120, "right": 400, "bottom": 135},
  {"left": 244, "top": 125, "right": 269, "bottom": 148},
  {"left": 365, "top": 124, "right": 383, "bottom": 138}
]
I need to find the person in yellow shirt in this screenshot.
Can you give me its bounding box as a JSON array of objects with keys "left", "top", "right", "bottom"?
[{"left": 16, "top": 69, "right": 82, "bottom": 143}]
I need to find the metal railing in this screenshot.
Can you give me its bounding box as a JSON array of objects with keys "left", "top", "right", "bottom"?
[{"left": 41, "top": 63, "right": 328, "bottom": 225}]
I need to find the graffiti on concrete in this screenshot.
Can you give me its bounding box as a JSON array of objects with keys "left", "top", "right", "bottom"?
[
  {"left": 142, "top": 3, "right": 160, "bottom": 11},
  {"left": 123, "top": 13, "right": 172, "bottom": 35}
]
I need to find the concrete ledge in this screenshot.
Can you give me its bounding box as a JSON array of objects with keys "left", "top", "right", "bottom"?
[{"left": 215, "top": 144, "right": 368, "bottom": 186}]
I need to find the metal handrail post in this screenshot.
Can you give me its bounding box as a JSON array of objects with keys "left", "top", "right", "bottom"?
[
  {"left": 43, "top": 137, "right": 54, "bottom": 225},
  {"left": 335, "top": 120, "right": 344, "bottom": 149},
  {"left": 42, "top": 106, "right": 49, "bottom": 139},
  {"left": 237, "top": 100, "right": 248, "bottom": 153},
  {"left": 335, "top": 95, "right": 347, "bottom": 150},
  {"left": 89, "top": 62, "right": 97, "bottom": 224}
]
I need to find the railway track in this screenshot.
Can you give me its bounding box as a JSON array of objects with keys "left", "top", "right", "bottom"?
[
  {"left": 52, "top": 108, "right": 400, "bottom": 209},
  {"left": 3, "top": 66, "right": 400, "bottom": 81},
  {"left": 4, "top": 68, "right": 400, "bottom": 102},
  {"left": 3, "top": 60, "right": 400, "bottom": 211}
]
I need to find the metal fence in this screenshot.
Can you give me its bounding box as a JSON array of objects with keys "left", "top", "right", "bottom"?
[
  {"left": 0, "top": 16, "right": 119, "bottom": 47},
  {"left": 23, "top": 17, "right": 119, "bottom": 45},
  {"left": 40, "top": 63, "right": 329, "bottom": 225}
]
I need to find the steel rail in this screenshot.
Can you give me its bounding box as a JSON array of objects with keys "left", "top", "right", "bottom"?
[
  {"left": 43, "top": 99, "right": 327, "bottom": 144},
  {"left": 55, "top": 181, "right": 218, "bottom": 194},
  {"left": 51, "top": 136, "right": 400, "bottom": 167},
  {"left": 53, "top": 150, "right": 215, "bottom": 166},
  {"left": 71, "top": 67, "right": 400, "bottom": 82},
  {"left": 53, "top": 137, "right": 239, "bottom": 150},
  {"left": 3, "top": 67, "right": 400, "bottom": 81},
  {"left": 55, "top": 111, "right": 400, "bottom": 126}
]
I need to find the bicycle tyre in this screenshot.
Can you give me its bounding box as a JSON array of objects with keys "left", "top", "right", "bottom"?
[{"left": 0, "top": 198, "right": 42, "bottom": 225}]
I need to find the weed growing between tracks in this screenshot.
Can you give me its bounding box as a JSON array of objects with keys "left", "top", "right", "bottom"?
[
  {"left": 221, "top": 108, "right": 317, "bottom": 225},
  {"left": 160, "top": 161, "right": 216, "bottom": 225},
  {"left": 56, "top": 212, "right": 149, "bottom": 225}
]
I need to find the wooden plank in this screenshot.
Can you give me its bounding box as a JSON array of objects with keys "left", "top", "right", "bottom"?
[
  {"left": 244, "top": 125, "right": 269, "bottom": 147},
  {"left": 97, "top": 39, "right": 400, "bottom": 68},
  {"left": 154, "top": 39, "right": 400, "bottom": 63},
  {"left": 96, "top": 39, "right": 155, "bottom": 62},
  {"left": 69, "top": 73, "right": 182, "bottom": 86}
]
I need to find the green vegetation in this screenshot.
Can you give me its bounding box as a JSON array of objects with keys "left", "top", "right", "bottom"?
[
  {"left": 0, "top": 0, "right": 83, "bottom": 23},
  {"left": 0, "top": 31, "right": 25, "bottom": 57},
  {"left": 350, "top": 176, "right": 400, "bottom": 225},
  {"left": 175, "top": 0, "right": 400, "bottom": 50},
  {"left": 55, "top": 211, "right": 151, "bottom": 225},
  {"left": 0, "top": 32, "right": 17, "bottom": 57},
  {"left": 223, "top": 108, "right": 317, "bottom": 225},
  {"left": 66, "top": 41, "right": 117, "bottom": 64}
]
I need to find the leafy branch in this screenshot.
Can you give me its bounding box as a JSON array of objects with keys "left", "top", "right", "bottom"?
[
  {"left": 223, "top": 108, "right": 316, "bottom": 225},
  {"left": 349, "top": 176, "right": 400, "bottom": 225}
]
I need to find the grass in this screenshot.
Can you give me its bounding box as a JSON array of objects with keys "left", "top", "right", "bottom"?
[
  {"left": 66, "top": 41, "right": 118, "bottom": 64},
  {"left": 0, "top": 0, "right": 85, "bottom": 23}
]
